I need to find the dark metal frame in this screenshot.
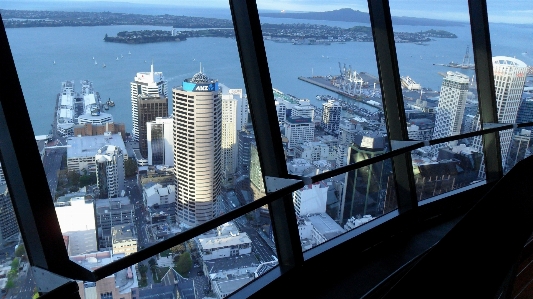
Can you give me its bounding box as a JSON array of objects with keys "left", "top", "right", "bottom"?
[
  {"left": 0, "top": 0, "right": 516, "bottom": 296},
  {"left": 367, "top": 0, "right": 418, "bottom": 214}
]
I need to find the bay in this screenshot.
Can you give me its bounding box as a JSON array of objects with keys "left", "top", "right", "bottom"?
[{"left": 5, "top": 17, "right": 532, "bottom": 135}]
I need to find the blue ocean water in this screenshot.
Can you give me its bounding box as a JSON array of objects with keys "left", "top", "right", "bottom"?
[{"left": 3, "top": 5, "right": 532, "bottom": 135}]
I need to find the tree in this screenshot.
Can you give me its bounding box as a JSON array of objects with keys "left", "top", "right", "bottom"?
[
  {"left": 15, "top": 244, "right": 25, "bottom": 258},
  {"left": 175, "top": 252, "right": 192, "bottom": 276},
  {"left": 170, "top": 243, "right": 186, "bottom": 254},
  {"left": 79, "top": 173, "right": 97, "bottom": 187},
  {"left": 67, "top": 170, "right": 80, "bottom": 186},
  {"left": 125, "top": 158, "right": 138, "bottom": 177}
]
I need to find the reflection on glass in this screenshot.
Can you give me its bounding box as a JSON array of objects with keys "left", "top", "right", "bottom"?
[{"left": 0, "top": 164, "right": 38, "bottom": 297}]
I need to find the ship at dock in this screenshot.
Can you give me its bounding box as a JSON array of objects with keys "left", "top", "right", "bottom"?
[
  {"left": 55, "top": 80, "right": 113, "bottom": 137},
  {"left": 400, "top": 76, "right": 422, "bottom": 91}
]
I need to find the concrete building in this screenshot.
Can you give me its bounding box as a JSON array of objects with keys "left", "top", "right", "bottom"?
[
  {"left": 295, "top": 141, "right": 330, "bottom": 163},
  {"left": 293, "top": 182, "right": 329, "bottom": 217},
  {"left": 72, "top": 251, "right": 137, "bottom": 299},
  {"left": 473, "top": 56, "right": 528, "bottom": 175},
  {"left": 431, "top": 71, "right": 469, "bottom": 156},
  {"left": 131, "top": 63, "right": 168, "bottom": 141},
  {"left": 147, "top": 117, "right": 173, "bottom": 166},
  {"left": 198, "top": 232, "right": 252, "bottom": 261},
  {"left": 143, "top": 183, "right": 176, "bottom": 207},
  {"left": 96, "top": 144, "right": 125, "bottom": 199},
  {"left": 67, "top": 133, "right": 127, "bottom": 173},
  {"left": 203, "top": 254, "right": 259, "bottom": 299},
  {"left": 55, "top": 197, "right": 97, "bottom": 256},
  {"left": 322, "top": 100, "right": 342, "bottom": 133},
  {"left": 284, "top": 116, "right": 314, "bottom": 149},
  {"left": 111, "top": 224, "right": 137, "bottom": 256},
  {"left": 173, "top": 71, "right": 222, "bottom": 226},
  {"left": 291, "top": 99, "right": 315, "bottom": 120},
  {"left": 0, "top": 184, "right": 19, "bottom": 246},
  {"left": 73, "top": 122, "right": 126, "bottom": 140},
  {"left": 95, "top": 197, "right": 134, "bottom": 249},
  {"left": 275, "top": 100, "right": 286, "bottom": 125},
  {"left": 138, "top": 94, "right": 168, "bottom": 159},
  {"left": 221, "top": 85, "right": 239, "bottom": 187},
  {"left": 407, "top": 118, "right": 434, "bottom": 141}
]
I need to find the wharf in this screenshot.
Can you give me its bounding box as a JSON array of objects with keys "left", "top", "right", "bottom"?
[{"left": 298, "top": 75, "right": 383, "bottom": 109}]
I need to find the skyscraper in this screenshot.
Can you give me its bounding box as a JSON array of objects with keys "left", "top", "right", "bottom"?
[
  {"left": 131, "top": 63, "right": 168, "bottom": 141},
  {"left": 220, "top": 85, "right": 243, "bottom": 187},
  {"left": 147, "top": 117, "right": 173, "bottom": 166},
  {"left": 173, "top": 71, "right": 222, "bottom": 226},
  {"left": 322, "top": 99, "right": 342, "bottom": 134},
  {"left": 95, "top": 144, "right": 125, "bottom": 199},
  {"left": 473, "top": 56, "right": 528, "bottom": 173},
  {"left": 137, "top": 94, "right": 168, "bottom": 159},
  {"left": 0, "top": 184, "right": 19, "bottom": 246},
  {"left": 431, "top": 71, "right": 469, "bottom": 156}
]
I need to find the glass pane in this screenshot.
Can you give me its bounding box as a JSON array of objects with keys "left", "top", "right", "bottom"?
[
  {"left": 258, "top": 3, "right": 388, "bottom": 176},
  {"left": 412, "top": 137, "right": 484, "bottom": 202},
  {"left": 387, "top": 1, "right": 487, "bottom": 190},
  {"left": 72, "top": 212, "right": 277, "bottom": 298},
  {"left": 4, "top": 1, "right": 265, "bottom": 254},
  {"left": 486, "top": 0, "right": 532, "bottom": 173},
  {"left": 0, "top": 163, "right": 39, "bottom": 298}
]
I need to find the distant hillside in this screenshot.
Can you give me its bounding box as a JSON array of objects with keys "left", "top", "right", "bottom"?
[{"left": 260, "top": 8, "right": 464, "bottom": 27}]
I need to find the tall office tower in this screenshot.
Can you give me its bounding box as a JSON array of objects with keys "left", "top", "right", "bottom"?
[
  {"left": 431, "top": 71, "right": 469, "bottom": 156},
  {"left": 95, "top": 144, "right": 125, "bottom": 199},
  {"left": 221, "top": 85, "right": 240, "bottom": 187},
  {"left": 516, "top": 97, "right": 533, "bottom": 129},
  {"left": 138, "top": 94, "right": 168, "bottom": 159},
  {"left": 341, "top": 135, "right": 390, "bottom": 225},
  {"left": 238, "top": 123, "right": 256, "bottom": 177},
  {"left": 131, "top": 63, "right": 168, "bottom": 141},
  {"left": 0, "top": 162, "right": 4, "bottom": 185},
  {"left": 173, "top": 71, "right": 222, "bottom": 226},
  {"left": 284, "top": 116, "right": 315, "bottom": 149},
  {"left": 0, "top": 184, "right": 20, "bottom": 246},
  {"left": 322, "top": 100, "right": 342, "bottom": 133},
  {"left": 473, "top": 56, "right": 528, "bottom": 174},
  {"left": 147, "top": 117, "right": 173, "bottom": 166}
]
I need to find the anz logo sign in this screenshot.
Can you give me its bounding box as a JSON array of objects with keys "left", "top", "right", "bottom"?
[{"left": 194, "top": 83, "right": 217, "bottom": 92}]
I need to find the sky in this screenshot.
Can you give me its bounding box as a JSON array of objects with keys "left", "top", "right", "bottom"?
[{"left": 2, "top": 0, "right": 532, "bottom": 24}]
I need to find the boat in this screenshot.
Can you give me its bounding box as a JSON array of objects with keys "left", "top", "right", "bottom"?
[
  {"left": 128, "top": 51, "right": 131, "bottom": 55},
  {"left": 95, "top": 60, "right": 97, "bottom": 65},
  {"left": 103, "top": 104, "right": 109, "bottom": 110},
  {"left": 106, "top": 98, "right": 115, "bottom": 107},
  {"left": 116, "top": 57, "right": 119, "bottom": 60},
  {"left": 53, "top": 60, "right": 56, "bottom": 65},
  {"left": 121, "top": 54, "right": 124, "bottom": 58},
  {"left": 102, "top": 63, "right": 106, "bottom": 68},
  {"left": 92, "top": 56, "right": 95, "bottom": 60}
]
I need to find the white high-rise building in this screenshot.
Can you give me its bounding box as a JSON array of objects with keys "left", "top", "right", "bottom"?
[
  {"left": 147, "top": 117, "right": 173, "bottom": 166},
  {"left": 275, "top": 100, "right": 287, "bottom": 125},
  {"left": 473, "top": 56, "right": 528, "bottom": 174},
  {"left": 173, "top": 71, "right": 222, "bottom": 226},
  {"left": 95, "top": 145, "right": 125, "bottom": 199},
  {"left": 284, "top": 116, "right": 315, "bottom": 149},
  {"left": 431, "top": 71, "right": 470, "bottom": 156},
  {"left": 322, "top": 100, "right": 342, "bottom": 133},
  {"left": 291, "top": 99, "right": 315, "bottom": 121},
  {"left": 130, "top": 63, "right": 168, "bottom": 141},
  {"left": 220, "top": 85, "right": 246, "bottom": 186}
]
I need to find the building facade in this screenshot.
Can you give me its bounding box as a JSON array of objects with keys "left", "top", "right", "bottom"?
[
  {"left": 322, "top": 100, "right": 342, "bottom": 133},
  {"left": 431, "top": 71, "right": 470, "bottom": 156},
  {"left": 137, "top": 94, "right": 168, "bottom": 159},
  {"left": 147, "top": 117, "right": 173, "bottom": 166},
  {"left": 95, "top": 145, "right": 125, "bottom": 199},
  {"left": 0, "top": 184, "right": 19, "bottom": 246},
  {"left": 173, "top": 71, "right": 222, "bottom": 226},
  {"left": 130, "top": 63, "right": 168, "bottom": 141}
]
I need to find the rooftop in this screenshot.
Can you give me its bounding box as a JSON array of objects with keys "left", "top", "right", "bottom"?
[
  {"left": 67, "top": 133, "right": 126, "bottom": 158},
  {"left": 199, "top": 232, "right": 251, "bottom": 250}
]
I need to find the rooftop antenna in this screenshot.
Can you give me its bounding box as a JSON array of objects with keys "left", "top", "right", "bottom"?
[{"left": 150, "top": 59, "right": 154, "bottom": 75}]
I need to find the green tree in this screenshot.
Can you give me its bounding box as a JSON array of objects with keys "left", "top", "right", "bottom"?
[
  {"left": 15, "top": 244, "right": 26, "bottom": 257},
  {"left": 175, "top": 252, "right": 192, "bottom": 276},
  {"left": 125, "top": 158, "right": 138, "bottom": 177},
  {"left": 79, "top": 173, "right": 97, "bottom": 187},
  {"left": 67, "top": 170, "right": 80, "bottom": 186},
  {"left": 148, "top": 258, "right": 156, "bottom": 267},
  {"left": 170, "top": 243, "right": 186, "bottom": 254}
]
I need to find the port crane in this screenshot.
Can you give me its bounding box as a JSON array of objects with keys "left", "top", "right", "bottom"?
[{"left": 338, "top": 62, "right": 364, "bottom": 96}]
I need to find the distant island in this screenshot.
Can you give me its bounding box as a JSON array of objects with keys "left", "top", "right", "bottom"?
[
  {"left": 104, "top": 24, "right": 456, "bottom": 45},
  {"left": 0, "top": 9, "right": 233, "bottom": 28},
  {"left": 261, "top": 8, "right": 465, "bottom": 27}
]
